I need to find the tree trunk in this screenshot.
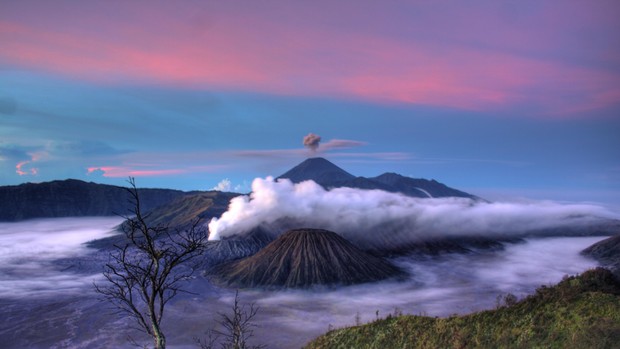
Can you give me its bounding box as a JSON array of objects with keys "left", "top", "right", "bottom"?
[{"left": 153, "top": 330, "right": 166, "bottom": 349}]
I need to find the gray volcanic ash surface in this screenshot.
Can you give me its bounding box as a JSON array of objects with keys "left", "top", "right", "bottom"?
[{"left": 211, "top": 228, "right": 403, "bottom": 288}]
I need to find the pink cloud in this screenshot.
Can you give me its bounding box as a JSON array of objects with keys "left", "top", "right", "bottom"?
[
  {"left": 87, "top": 161, "right": 228, "bottom": 178},
  {"left": 87, "top": 166, "right": 186, "bottom": 178},
  {"left": 1, "top": 2, "right": 618, "bottom": 116},
  {"left": 16, "top": 160, "right": 37, "bottom": 176},
  {"left": 14, "top": 151, "right": 47, "bottom": 176}
]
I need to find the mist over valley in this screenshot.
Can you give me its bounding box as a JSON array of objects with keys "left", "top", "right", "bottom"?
[
  {"left": 1, "top": 158, "right": 619, "bottom": 348},
  {"left": 0, "top": 217, "right": 609, "bottom": 348}
]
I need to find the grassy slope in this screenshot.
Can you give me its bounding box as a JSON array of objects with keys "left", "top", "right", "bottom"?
[{"left": 305, "top": 268, "right": 620, "bottom": 349}]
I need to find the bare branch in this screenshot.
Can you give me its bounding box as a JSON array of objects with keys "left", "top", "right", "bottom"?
[
  {"left": 94, "top": 177, "right": 209, "bottom": 349},
  {"left": 202, "top": 290, "right": 265, "bottom": 349}
]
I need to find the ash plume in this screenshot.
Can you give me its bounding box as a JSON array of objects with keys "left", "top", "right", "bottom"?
[
  {"left": 208, "top": 177, "right": 619, "bottom": 251},
  {"left": 303, "top": 133, "right": 322, "bottom": 152}
]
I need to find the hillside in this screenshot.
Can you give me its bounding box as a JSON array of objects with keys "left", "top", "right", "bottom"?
[
  {"left": 140, "top": 191, "right": 239, "bottom": 231},
  {"left": 0, "top": 179, "right": 188, "bottom": 221},
  {"left": 210, "top": 228, "right": 403, "bottom": 288},
  {"left": 583, "top": 235, "right": 620, "bottom": 277},
  {"left": 305, "top": 268, "right": 620, "bottom": 349}
]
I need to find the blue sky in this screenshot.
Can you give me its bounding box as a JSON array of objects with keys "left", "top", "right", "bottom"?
[{"left": 1, "top": 1, "right": 619, "bottom": 206}]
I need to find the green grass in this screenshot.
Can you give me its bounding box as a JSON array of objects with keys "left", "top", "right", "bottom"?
[{"left": 305, "top": 268, "right": 620, "bottom": 349}]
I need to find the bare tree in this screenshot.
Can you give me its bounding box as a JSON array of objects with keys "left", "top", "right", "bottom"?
[
  {"left": 196, "top": 290, "right": 264, "bottom": 349},
  {"left": 95, "top": 177, "right": 209, "bottom": 349}
]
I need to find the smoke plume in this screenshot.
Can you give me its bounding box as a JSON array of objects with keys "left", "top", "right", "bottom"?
[
  {"left": 208, "top": 177, "right": 619, "bottom": 250},
  {"left": 303, "top": 133, "right": 322, "bottom": 152}
]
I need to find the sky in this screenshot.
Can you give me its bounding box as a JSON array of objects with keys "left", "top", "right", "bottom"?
[{"left": 0, "top": 0, "right": 619, "bottom": 206}]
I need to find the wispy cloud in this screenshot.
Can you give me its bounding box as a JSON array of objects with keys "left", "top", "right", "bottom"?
[
  {"left": 231, "top": 149, "right": 305, "bottom": 159},
  {"left": 212, "top": 178, "right": 247, "bottom": 192},
  {"left": 51, "top": 140, "right": 128, "bottom": 157},
  {"left": 320, "top": 139, "right": 367, "bottom": 151},
  {"left": 231, "top": 137, "right": 368, "bottom": 158},
  {"left": 410, "top": 157, "right": 531, "bottom": 167},
  {"left": 0, "top": 145, "right": 47, "bottom": 177},
  {"left": 212, "top": 178, "right": 232, "bottom": 191},
  {"left": 15, "top": 160, "right": 37, "bottom": 176},
  {"left": 87, "top": 164, "right": 227, "bottom": 178},
  {"left": 328, "top": 152, "right": 412, "bottom": 161},
  {"left": 1, "top": 2, "right": 618, "bottom": 116},
  {"left": 87, "top": 166, "right": 185, "bottom": 178}
]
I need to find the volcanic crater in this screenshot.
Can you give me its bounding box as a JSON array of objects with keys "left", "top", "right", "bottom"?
[{"left": 210, "top": 228, "right": 404, "bottom": 289}]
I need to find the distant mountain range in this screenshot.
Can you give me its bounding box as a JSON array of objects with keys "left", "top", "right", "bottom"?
[
  {"left": 140, "top": 158, "right": 478, "bottom": 231},
  {"left": 0, "top": 157, "right": 476, "bottom": 222},
  {"left": 278, "top": 157, "right": 477, "bottom": 199},
  {"left": 0, "top": 179, "right": 190, "bottom": 222}
]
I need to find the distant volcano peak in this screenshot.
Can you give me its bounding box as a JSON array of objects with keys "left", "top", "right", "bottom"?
[
  {"left": 276, "top": 157, "right": 477, "bottom": 199},
  {"left": 277, "top": 157, "right": 355, "bottom": 186},
  {"left": 210, "top": 228, "right": 403, "bottom": 288}
]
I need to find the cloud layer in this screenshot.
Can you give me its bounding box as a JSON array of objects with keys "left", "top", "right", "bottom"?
[
  {"left": 1, "top": 1, "right": 618, "bottom": 114},
  {"left": 208, "top": 178, "right": 619, "bottom": 250}
]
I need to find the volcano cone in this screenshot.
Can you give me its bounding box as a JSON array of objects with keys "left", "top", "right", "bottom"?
[{"left": 211, "top": 228, "right": 403, "bottom": 288}]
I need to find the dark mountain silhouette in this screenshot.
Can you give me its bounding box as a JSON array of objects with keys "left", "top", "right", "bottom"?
[
  {"left": 336, "top": 176, "right": 395, "bottom": 192},
  {"left": 0, "top": 179, "right": 189, "bottom": 221},
  {"left": 370, "top": 172, "right": 475, "bottom": 198},
  {"left": 278, "top": 157, "right": 478, "bottom": 199},
  {"left": 210, "top": 228, "right": 403, "bottom": 288},
  {"left": 277, "top": 157, "right": 355, "bottom": 186}
]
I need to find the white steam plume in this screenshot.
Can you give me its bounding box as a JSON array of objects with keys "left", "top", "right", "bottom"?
[{"left": 208, "top": 177, "right": 619, "bottom": 250}]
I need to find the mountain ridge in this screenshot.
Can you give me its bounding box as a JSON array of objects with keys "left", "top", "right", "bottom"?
[
  {"left": 278, "top": 157, "right": 478, "bottom": 199},
  {"left": 0, "top": 179, "right": 191, "bottom": 221},
  {"left": 0, "top": 158, "right": 478, "bottom": 222}
]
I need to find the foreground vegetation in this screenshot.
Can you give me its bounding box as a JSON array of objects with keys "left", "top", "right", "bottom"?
[{"left": 306, "top": 268, "right": 620, "bottom": 349}]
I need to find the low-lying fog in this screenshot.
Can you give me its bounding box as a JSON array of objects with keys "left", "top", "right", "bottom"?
[
  {"left": 0, "top": 217, "right": 609, "bottom": 349},
  {"left": 0, "top": 217, "right": 121, "bottom": 298}
]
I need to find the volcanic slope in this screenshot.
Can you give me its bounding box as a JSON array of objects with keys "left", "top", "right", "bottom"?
[
  {"left": 211, "top": 228, "right": 403, "bottom": 288},
  {"left": 277, "top": 157, "right": 477, "bottom": 199},
  {"left": 277, "top": 157, "right": 355, "bottom": 186}
]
